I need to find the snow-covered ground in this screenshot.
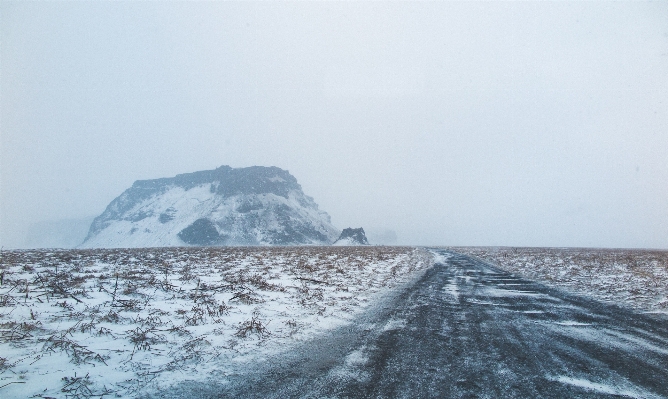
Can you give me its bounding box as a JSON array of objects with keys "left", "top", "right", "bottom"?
[
  {"left": 0, "top": 246, "right": 432, "bottom": 398},
  {"left": 450, "top": 247, "right": 668, "bottom": 317}
]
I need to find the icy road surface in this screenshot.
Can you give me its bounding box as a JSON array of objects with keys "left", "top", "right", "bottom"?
[{"left": 155, "top": 250, "right": 668, "bottom": 398}]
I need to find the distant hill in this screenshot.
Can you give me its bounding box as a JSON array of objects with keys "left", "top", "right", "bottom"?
[{"left": 80, "top": 166, "right": 339, "bottom": 248}]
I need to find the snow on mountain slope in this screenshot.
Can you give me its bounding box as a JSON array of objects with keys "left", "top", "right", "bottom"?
[{"left": 81, "top": 166, "right": 338, "bottom": 248}]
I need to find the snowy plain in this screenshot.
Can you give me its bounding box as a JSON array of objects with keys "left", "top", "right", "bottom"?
[{"left": 0, "top": 246, "right": 432, "bottom": 398}]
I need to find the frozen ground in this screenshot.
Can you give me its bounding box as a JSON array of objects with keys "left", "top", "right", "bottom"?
[
  {"left": 180, "top": 250, "right": 668, "bottom": 398},
  {"left": 0, "top": 246, "right": 432, "bottom": 398},
  {"left": 449, "top": 247, "right": 668, "bottom": 317}
]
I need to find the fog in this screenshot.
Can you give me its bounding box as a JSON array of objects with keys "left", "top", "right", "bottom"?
[{"left": 2, "top": 1, "right": 667, "bottom": 249}]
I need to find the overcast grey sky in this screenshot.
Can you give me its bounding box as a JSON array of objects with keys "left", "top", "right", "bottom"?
[{"left": 2, "top": 1, "right": 667, "bottom": 249}]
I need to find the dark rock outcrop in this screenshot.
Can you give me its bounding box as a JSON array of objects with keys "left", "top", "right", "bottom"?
[
  {"left": 177, "top": 218, "right": 221, "bottom": 245},
  {"left": 333, "top": 228, "right": 369, "bottom": 245}
]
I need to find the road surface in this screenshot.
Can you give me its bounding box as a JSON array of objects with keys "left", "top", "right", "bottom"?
[{"left": 159, "top": 250, "right": 668, "bottom": 398}]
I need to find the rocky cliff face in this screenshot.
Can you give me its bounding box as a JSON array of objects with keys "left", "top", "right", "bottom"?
[
  {"left": 81, "top": 166, "right": 339, "bottom": 248},
  {"left": 333, "top": 227, "right": 370, "bottom": 246}
]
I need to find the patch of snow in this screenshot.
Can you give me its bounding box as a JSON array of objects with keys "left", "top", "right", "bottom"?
[
  {"left": 344, "top": 347, "right": 370, "bottom": 367},
  {"left": 481, "top": 287, "right": 545, "bottom": 298},
  {"left": 430, "top": 250, "right": 452, "bottom": 265},
  {"left": 466, "top": 299, "right": 499, "bottom": 306},
  {"left": 555, "top": 320, "right": 590, "bottom": 326},
  {"left": 442, "top": 281, "right": 460, "bottom": 304},
  {"left": 544, "top": 323, "right": 668, "bottom": 357},
  {"left": 550, "top": 375, "right": 661, "bottom": 398},
  {"left": 328, "top": 346, "right": 373, "bottom": 382},
  {"left": 382, "top": 318, "right": 407, "bottom": 331}
]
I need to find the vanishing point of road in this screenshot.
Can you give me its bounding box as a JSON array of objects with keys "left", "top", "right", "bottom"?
[{"left": 162, "top": 250, "right": 668, "bottom": 398}]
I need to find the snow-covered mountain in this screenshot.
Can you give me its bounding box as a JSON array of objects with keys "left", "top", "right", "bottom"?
[{"left": 80, "top": 166, "right": 339, "bottom": 248}]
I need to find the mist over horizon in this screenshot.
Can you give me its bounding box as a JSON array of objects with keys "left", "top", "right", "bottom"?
[{"left": 2, "top": 1, "right": 667, "bottom": 249}]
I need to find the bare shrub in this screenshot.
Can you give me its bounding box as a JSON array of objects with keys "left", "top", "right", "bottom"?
[
  {"left": 0, "top": 294, "right": 17, "bottom": 307},
  {"left": 43, "top": 333, "right": 107, "bottom": 365},
  {"left": 0, "top": 321, "right": 42, "bottom": 342},
  {"left": 230, "top": 290, "right": 263, "bottom": 305},
  {"left": 184, "top": 306, "right": 206, "bottom": 326},
  {"left": 235, "top": 312, "right": 270, "bottom": 339},
  {"left": 125, "top": 326, "right": 165, "bottom": 354},
  {"left": 61, "top": 372, "right": 114, "bottom": 399}
]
